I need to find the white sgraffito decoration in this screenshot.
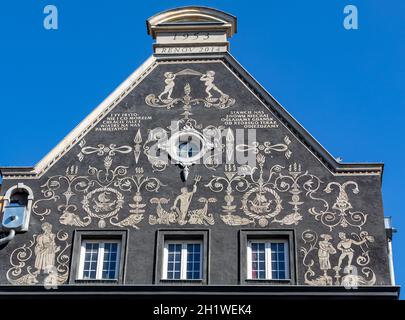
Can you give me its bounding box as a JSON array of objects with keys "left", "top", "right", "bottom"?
[
  {"left": 149, "top": 175, "right": 216, "bottom": 226},
  {"left": 32, "top": 165, "right": 92, "bottom": 226},
  {"left": 32, "top": 161, "right": 165, "bottom": 229},
  {"left": 235, "top": 138, "right": 292, "bottom": 159},
  {"left": 77, "top": 139, "right": 132, "bottom": 162},
  {"left": 133, "top": 129, "right": 143, "bottom": 164},
  {"left": 7, "top": 223, "right": 70, "bottom": 286},
  {"left": 308, "top": 181, "right": 368, "bottom": 230},
  {"left": 113, "top": 167, "right": 165, "bottom": 229},
  {"left": 301, "top": 229, "right": 376, "bottom": 286},
  {"left": 143, "top": 115, "right": 224, "bottom": 178},
  {"left": 145, "top": 69, "right": 235, "bottom": 110}
]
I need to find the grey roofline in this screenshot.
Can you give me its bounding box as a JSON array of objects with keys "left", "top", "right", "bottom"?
[{"left": 0, "top": 167, "right": 35, "bottom": 176}]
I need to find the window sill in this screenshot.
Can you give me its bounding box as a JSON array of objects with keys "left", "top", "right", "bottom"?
[
  {"left": 160, "top": 279, "right": 204, "bottom": 285},
  {"left": 75, "top": 279, "right": 119, "bottom": 284},
  {"left": 244, "top": 279, "right": 292, "bottom": 285}
]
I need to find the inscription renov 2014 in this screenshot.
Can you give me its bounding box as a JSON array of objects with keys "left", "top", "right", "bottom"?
[
  {"left": 221, "top": 110, "right": 279, "bottom": 128},
  {"left": 96, "top": 113, "right": 152, "bottom": 131}
]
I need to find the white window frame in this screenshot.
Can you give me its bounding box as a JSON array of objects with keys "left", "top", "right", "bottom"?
[
  {"left": 78, "top": 240, "right": 121, "bottom": 280},
  {"left": 247, "top": 239, "right": 289, "bottom": 280},
  {"left": 162, "top": 240, "right": 203, "bottom": 280}
]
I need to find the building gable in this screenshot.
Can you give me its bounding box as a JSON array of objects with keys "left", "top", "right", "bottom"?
[{"left": 0, "top": 6, "right": 396, "bottom": 297}]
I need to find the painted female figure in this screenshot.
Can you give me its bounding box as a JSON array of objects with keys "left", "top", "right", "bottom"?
[{"left": 34, "top": 223, "right": 60, "bottom": 273}]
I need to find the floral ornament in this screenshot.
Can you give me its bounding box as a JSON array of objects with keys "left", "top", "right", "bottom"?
[
  {"left": 271, "top": 162, "right": 322, "bottom": 226},
  {"left": 133, "top": 129, "right": 142, "bottom": 164},
  {"left": 33, "top": 166, "right": 92, "bottom": 226},
  {"left": 239, "top": 154, "right": 283, "bottom": 227},
  {"left": 236, "top": 137, "right": 292, "bottom": 159},
  {"left": 308, "top": 181, "right": 368, "bottom": 230},
  {"left": 205, "top": 164, "right": 254, "bottom": 226},
  {"left": 111, "top": 167, "right": 165, "bottom": 229},
  {"left": 7, "top": 224, "right": 71, "bottom": 286},
  {"left": 77, "top": 139, "right": 132, "bottom": 162}
]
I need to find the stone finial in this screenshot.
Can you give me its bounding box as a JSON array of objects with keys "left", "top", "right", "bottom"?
[{"left": 146, "top": 6, "right": 237, "bottom": 55}]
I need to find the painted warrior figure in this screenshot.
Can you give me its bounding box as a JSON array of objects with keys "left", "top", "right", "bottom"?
[
  {"left": 336, "top": 232, "right": 367, "bottom": 269},
  {"left": 34, "top": 223, "right": 60, "bottom": 273},
  {"left": 171, "top": 176, "right": 201, "bottom": 224},
  {"left": 318, "top": 234, "right": 336, "bottom": 274},
  {"left": 200, "top": 71, "right": 225, "bottom": 98},
  {"left": 158, "top": 72, "right": 176, "bottom": 101}
]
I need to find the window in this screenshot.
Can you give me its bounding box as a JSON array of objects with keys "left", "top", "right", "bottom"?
[
  {"left": 155, "top": 230, "right": 208, "bottom": 284},
  {"left": 247, "top": 240, "right": 289, "bottom": 280},
  {"left": 70, "top": 231, "right": 126, "bottom": 284},
  {"left": 78, "top": 240, "right": 121, "bottom": 280},
  {"left": 163, "top": 241, "right": 202, "bottom": 280}
]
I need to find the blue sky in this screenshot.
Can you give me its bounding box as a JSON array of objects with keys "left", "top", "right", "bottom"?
[{"left": 0, "top": 0, "right": 404, "bottom": 293}]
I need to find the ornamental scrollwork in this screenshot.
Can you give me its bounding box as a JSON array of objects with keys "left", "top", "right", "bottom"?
[
  {"left": 77, "top": 139, "right": 132, "bottom": 162},
  {"left": 110, "top": 167, "right": 165, "bottom": 229},
  {"left": 7, "top": 223, "right": 71, "bottom": 286},
  {"left": 235, "top": 137, "right": 292, "bottom": 159},
  {"left": 300, "top": 229, "right": 376, "bottom": 287},
  {"left": 32, "top": 157, "right": 166, "bottom": 228},
  {"left": 205, "top": 164, "right": 254, "bottom": 226},
  {"left": 272, "top": 163, "right": 322, "bottom": 225},
  {"left": 239, "top": 154, "right": 283, "bottom": 227},
  {"left": 308, "top": 181, "right": 368, "bottom": 230},
  {"left": 32, "top": 165, "right": 92, "bottom": 225}
]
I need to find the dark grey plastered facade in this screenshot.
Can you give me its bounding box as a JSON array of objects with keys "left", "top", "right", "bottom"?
[{"left": 0, "top": 7, "right": 399, "bottom": 300}]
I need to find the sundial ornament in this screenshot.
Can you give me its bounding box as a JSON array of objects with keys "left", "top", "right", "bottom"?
[{"left": 158, "top": 128, "right": 214, "bottom": 180}]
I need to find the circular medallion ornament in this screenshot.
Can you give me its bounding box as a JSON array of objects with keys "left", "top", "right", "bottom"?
[
  {"left": 82, "top": 187, "right": 124, "bottom": 228},
  {"left": 258, "top": 218, "right": 269, "bottom": 227},
  {"left": 241, "top": 186, "right": 282, "bottom": 225},
  {"left": 167, "top": 129, "right": 207, "bottom": 165}
]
